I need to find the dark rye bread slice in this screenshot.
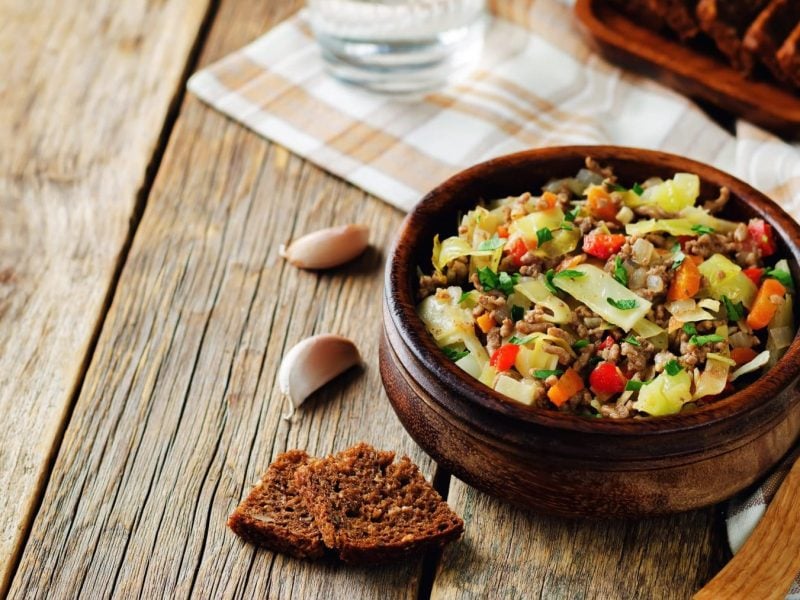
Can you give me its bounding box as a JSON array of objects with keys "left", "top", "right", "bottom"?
[
  {"left": 777, "top": 21, "right": 800, "bottom": 87},
  {"left": 228, "top": 450, "right": 325, "bottom": 559},
  {"left": 696, "top": 0, "right": 771, "bottom": 73},
  {"left": 295, "top": 443, "right": 464, "bottom": 564},
  {"left": 743, "top": 0, "right": 800, "bottom": 83}
]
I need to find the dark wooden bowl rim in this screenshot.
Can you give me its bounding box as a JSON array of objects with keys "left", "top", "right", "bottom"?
[{"left": 385, "top": 146, "right": 800, "bottom": 437}]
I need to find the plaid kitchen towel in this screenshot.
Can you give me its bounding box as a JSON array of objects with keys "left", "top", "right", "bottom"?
[{"left": 188, "top": 0, "right": 800, "bottom": 589}]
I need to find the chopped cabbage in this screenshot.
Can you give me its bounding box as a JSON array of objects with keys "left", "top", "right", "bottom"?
[
  {"left": 552, "top": 264, "right": 652, "bottom": 331},
  {"left": 511, "top": 207, "right": 565, "bottom": 244},
  {"left": 698, "top": 254, "right": 758, "bottom": 309},
  {"left": 730, "top": 350, "right": 771, "bottom": 382},
  {"left": 638, "top": 173, "right": 699, "bottom": 213},
  {"left": 455, "top": 352, "right": 483, "bottom": 379},
  {"left": 694, "top": 326, "right": 730, "bottom": 399},
  {"left": 634, "top": 369, "right": 692, "bottom": 416},
  {"left": 494, "top": 375, "right": 538, "bottom": 405},
  {"left": 432, "top": 235, "right": 497, "bottom": 272},
  {"left": 514, "top": 340, "right": 559, "bottom": 376},
  {"left": 514, "top": 277, "right": 572, "bottom": 324}
]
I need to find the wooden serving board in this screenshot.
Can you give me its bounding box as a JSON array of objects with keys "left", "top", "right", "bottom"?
[{"left": 574, "top": 0, "right": 800, "bottom": 138}]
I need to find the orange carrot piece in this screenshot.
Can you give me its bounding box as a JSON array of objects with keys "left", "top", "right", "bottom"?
[
  {"left": 730, "top": 347, "right": 758, "bottom": 367},
  {"left": 476, "top": 312, "right": 495, "bottom": 333},
  {"left": 667, "top": 257, "right": 701, "bottom": 302},
  {"left": 547, "top": 368, "right": 585, "bottom": 407},
  {"left": 541, "top": 191, "right": 558, "bottom": 208},
  {"left": 746, "top": 278, "right": 786, "bottom": 330},
  {"left": 586, "top": 186, "right": 618, "bottom": 221},
  {"left": 496, "top": 225, "right": 509, "bottom": 238}
]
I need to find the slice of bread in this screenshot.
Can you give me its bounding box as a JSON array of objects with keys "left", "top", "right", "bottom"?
[
  {"left": 295, "top": 443, "right": 464, "bottom": 564},
  {"left": 228, "top": 450, "right": 325, "bottom": 559},
  {"left": 743, "top": 0, "right": 800, "bottom": 83}
]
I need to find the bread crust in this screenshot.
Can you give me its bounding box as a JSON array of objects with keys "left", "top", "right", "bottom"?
[{"left": 743, "top": 0, "right": 800, "bottom": 83}]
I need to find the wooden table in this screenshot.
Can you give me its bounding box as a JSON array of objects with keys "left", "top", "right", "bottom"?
[{"left": 1, "top": 0, "right": 731, "bottom": 597}]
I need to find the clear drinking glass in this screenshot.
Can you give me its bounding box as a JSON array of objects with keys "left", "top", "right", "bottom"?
[{"left": 307, "top": 0, "right": 487, "bottom": 93}]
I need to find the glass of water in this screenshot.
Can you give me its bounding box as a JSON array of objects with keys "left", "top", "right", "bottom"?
[{"left": 307, "top": 0, "right": 487, "bottom": 93}]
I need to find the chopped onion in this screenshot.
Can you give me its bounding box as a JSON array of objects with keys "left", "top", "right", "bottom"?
[
  {"left": 616, "top": 205, "right": 634, "bottom": 225},
  {"left": 631, "top": 238, "right": 654, "bottom": 266},
  {"left": 698, "top": 298, "right": 721, "bottom": 312},
  {"left": 729, "top": 350, "right": 771, "bottom": 382},
  {"left": 768, "top": 326, "right": 794, "bottom": 351},
  {"left": 729, "top": 331, "right": 754, "bottom": 348},
  {"left": 666, "top": 299, "right": 715, "bottom": 323},
  {"left": 646, "top": 274, "right": 664, "bottom": 292},
  {"left": 706, "top": 352, "right": 736, "bottom": 367},
  {"left": 629, "top": 267, "right": 647, "bottom": 289}
]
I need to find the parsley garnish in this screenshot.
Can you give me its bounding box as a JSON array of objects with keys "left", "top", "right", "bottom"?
[
  {"left": 533, "top": 369, "right": 564, "bottom": 379},
  {"left": 665, "top": 359, "right": 682, "bottom": 376},
  {"left": 671, "top": 244, "right": 686, "bottom": 270},
  {"left": 508, "top": 334, "right": 536, "bottom": 345},
  {"left": 544, "top": 269, "right": 559, "bottom": 294},
  {"left": 721, "top": 295, "right": 744, "bottom": 322},
  {"left": 690, "top": 334, "right": 725, "bottom": 346},
  {"left": 511, "top": 305, "right": 524, "bottom": 322},
  {"left": 561, "top": 223, "right": 574, "bottom": 231},
  {"left": 458, "top": 291, "right": 473, "bottom": 304},
  {"left": 573, "top": 339, "right": 590, "bottom": 350},
  {"left": 477, "top": 235, "right": 505, "bottom": 251},
  {"left": 478, "top": 267, "right": 519, "bottom": 295},
  {"left": 764, "top": 267, "right": 794, "bottom": 291},
  {"left": 682, "top": 323, "right": 697, "bottom": 335},
  {"left": 608, "top": 183, "right": 627, "bottom": 193},
  {"left": 607, "top": 297, "right": 638, "bottom": 310},
  {"left": 613, "top": 256, "right": 628, "bottom": 287},
  {"left": 564, "top": 206, "right": 581, "bottom": 222},
  {"left": 443, "top": 347, "right": 469, "bottom": 361},
  {"left": 632, "top": 182, "right": 644, "bottom": 196},
  {"left": 691, "top": 224, "right": 715, "bottom": 235},
  {"left": 623, "top": 335, "right": 640, "bottom": 346},
  {"left": 625, "top": 379, "right": 649, "bottom": 391},
  {"left": 536, "top": 227, "right": 553, "bottom": 247},
  {"left": 553, "top": 269, "right": 585, "bottom": 280}
]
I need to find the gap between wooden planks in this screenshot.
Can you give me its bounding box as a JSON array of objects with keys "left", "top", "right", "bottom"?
[
  {"left": 8, "top": 0, "right": 731, "bottom": 597},
  {"left": 0, "top": 0, "right": 215, "bottom": 594}
]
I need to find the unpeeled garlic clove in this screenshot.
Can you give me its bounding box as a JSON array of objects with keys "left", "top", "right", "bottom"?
[
  {"left": 279, "top": 224, "right": 369, "bottom": 270},
  {"left": 278, "top": 334, "right": 361, "bottom": 418}
]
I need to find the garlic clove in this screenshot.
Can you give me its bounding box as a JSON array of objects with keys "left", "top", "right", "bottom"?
[
  {"left": 279, "top": 224, "right": 369, "bottom": 270},
  {"left": 278, "top": 334, "right": 361, "bottom": 418}
]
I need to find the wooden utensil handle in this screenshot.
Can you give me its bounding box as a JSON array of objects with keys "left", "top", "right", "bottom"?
[{"left": 694, "top": 455, "right": 800, "bottom": 600}]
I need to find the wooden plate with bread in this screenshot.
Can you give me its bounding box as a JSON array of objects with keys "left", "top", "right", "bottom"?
[{"left": 575, "top": 0, "right": 800, "bottom": 137}]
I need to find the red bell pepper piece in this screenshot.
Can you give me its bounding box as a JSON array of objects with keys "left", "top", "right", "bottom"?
[
  {"left": 742, "top": 267, "right": 764, "bottom": 287},
  {"left": 589, "top": 362, "right": 628, "bottom": 395},
  {"left": 747, "top": 219, "right": 776, "bottom": 257},
  {"left": 582, "top": 232, "right": 626, "bottom": 260},
  {"left": 489, "top": 344, "right": 520, "bottom": 372}
]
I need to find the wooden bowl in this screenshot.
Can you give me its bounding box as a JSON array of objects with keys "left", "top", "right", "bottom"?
[{"left": 380, "top": 146, "right": 800, "bottom": 517}]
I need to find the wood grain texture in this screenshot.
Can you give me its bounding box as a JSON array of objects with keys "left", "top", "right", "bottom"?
[
  {"left": 433, "top": 480, "right": 729, "bottom": 600},
  {"left": 695, "top": 457, "right": 800, "bottom": 600},
  {"left": 0, "top": 0, "right": 212, "bottom": 593},
  {"left": 8, "top": 0, "right": 432, "bottom": 598}
]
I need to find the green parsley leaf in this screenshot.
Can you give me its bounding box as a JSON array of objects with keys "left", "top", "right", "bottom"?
[
  {"left": 544, "top": 269, "right": 559, "bottom": 294},
  {"left": 691, "top": 224, "right": 715, "bottom": 235},
  {"left": 564, "top": 206, "right": 581, "bottom": 222},
  {"left": 477, "top": 235, "right": 505, "bottom": 251},
  {"left": 625, "top": 379, "right": 649, "bottom": 391},
  {"left": 682, "top": 322, "right": 697, "bottom": 336},
  {"left": 508, "top": 334, "right": 537, "bottom": 346},
  {"left": 613, "top": 256, "right": 628, "bottom": 287},
  {"left": 443, "top": 347, "right": 469, "bottom": 361},
  {"left": 458, "top": 290, "right": 472, "bottom": 304},
  {"left": 560, "top": 223, "right": 574, "bottom": 231},
  {"left": 608, "top": 183, "right": 627, "bottom": 193},
  {"left": 764, "top": 267, "right": 794, "bottom": 291},
  {"left": 665, "top": 359, "right": 682, "bottom": 376},
  {"left": 671, "top": 244, "right": 686, "bottom": 270},
  {"left": 478, "top": 267, "right": 518, "bottom": 295},
  {"left": 497, "top": 271, "right": 520, "bottom": 295},
  {"left": 553, "top": 269, "right": 585, "bottom": 280},
  {"left": 573, "top": 339, "right": 590, "bottom": 350},
  {"left": 533, "top": 369, "right": 564, "bottom": 379},
  {"left": 607, "top": 297, "right": 638, "bottom": 310},
  {"left": 536, "top": 227, "right": 553, "bottom": 247},
  {"left": 721, "top": 295, "right": 744, "bottom": 322},
  {"left": 623, "top": 335, "right": 640, "bottom": 346},
  {"left": 689, "top": 334, "right": 725, "bottom": 346},
  {"left": 511, "top": 305, "right": 524, "bottom": 322},
  {"left": 632, "top": 182, "right": 644, "bottom": 196}
]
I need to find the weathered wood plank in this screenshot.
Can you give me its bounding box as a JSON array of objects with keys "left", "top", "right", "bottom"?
[
  {"left": 8, "top": 1, "right": 432, "bottom": 598},
  {"left": 0, "top": 0, "right": 212, "bottom": 593},
  {"left": 432, "top": 479, "right": 729, "bottom": 599}
]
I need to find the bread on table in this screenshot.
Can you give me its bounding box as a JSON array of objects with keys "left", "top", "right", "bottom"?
[{"left": 743, "top": 0, "right": 800, "bottom": 84}]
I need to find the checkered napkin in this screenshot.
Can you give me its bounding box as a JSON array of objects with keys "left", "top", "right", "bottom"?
[{"left": 188, "top": 0, "right": 800, "bottom": 586}]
